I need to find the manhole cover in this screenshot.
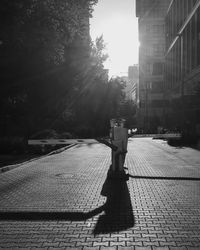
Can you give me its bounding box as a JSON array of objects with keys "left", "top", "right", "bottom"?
[{"left": 55, "top": 173, "right": 74, "bottom": 178}]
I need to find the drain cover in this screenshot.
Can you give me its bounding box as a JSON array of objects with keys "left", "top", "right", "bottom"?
[{"left": 55, "top": 173, "right": 74, "bottom": 178}]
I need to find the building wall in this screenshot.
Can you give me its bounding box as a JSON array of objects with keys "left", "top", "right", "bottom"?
[
  {"left": 136, "top": 0, "right": 171, "bottom": 133},
  {"left": 165, "top": 0, "right": 200, "bottom": 134},
  {"left": 126, "top": 65, "right": 139, "bottom": 103}
]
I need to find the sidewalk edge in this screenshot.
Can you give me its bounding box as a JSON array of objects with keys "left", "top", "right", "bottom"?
[{"left": 0, "top": 143, "right": 77, "bottom": 174}]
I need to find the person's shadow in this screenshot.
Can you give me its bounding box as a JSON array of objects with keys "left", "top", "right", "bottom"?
[{"left": 93, "top": 172, "right": 135, "bottom": 234}]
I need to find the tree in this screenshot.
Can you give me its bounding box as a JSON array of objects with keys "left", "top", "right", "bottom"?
[
  {"left": 0, "top": 0, "right": 98, "bottom": 137},
  {"left": 0, "top": 1, "right": 134, "bottom": 139},
  {"left": 0, "top": 0, "right": 98, "bottom": 66},
  {"left": 65, "top": 36, "right": 109, "bottom": 137},
  {"left": 118, "top": 100, "right": 137, "bottom": 128}
]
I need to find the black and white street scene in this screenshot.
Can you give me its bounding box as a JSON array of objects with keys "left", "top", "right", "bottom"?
[{"left": 0, "top": 0, "right": 200, "bottom": 249}]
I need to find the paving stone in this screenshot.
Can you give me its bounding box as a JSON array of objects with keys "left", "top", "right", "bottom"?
[
  {"left": 93, "top": 242, "right": 109, "bottom": 247},
  {"left": 76, "top": 241, "right": 93, "bottom": 247},
  {"left": 153, "top": 247, "right": 170, "bottom": 250},
  {"left": 102, "top": 237, "right": 118, "bottom": 242},
  {"left": 118, "top": 237, "right": 134, "bottom": 242},
  {"left": 110, "top": 241, "right": 126, "bottom": 247},
  {"left": 83, "top": 247, "right": 100, "bottom": 250},
  {"left": 169, "top": 247, "right": 187, "bottom": 250},
  {"left": 100, "top": 247, "right": 116, "bottom": 250},
  {"left": 48, "top": 248, "right": 66, "bottom": 250},
  {"left": 126, "top": 242, "right": 143, "bottom": 247},
  {"left": 143, "top": 242, "right": 160, "bottom": 247},
  {"left": 42, "top": 242, "right": 60, "bottom": 247},
  {"left": 59, "top": 242, "right": 76, "bottom": 247},
  {"left": 118, "top": 247, "right": 135, "bottom": 250},
  {"left": 186, "top": 248, "right": 200, "bottom": 250},
  {"left": 159, "top": 242, "right": 177, "bottom": 247},
  {"left": 0, "top": 139, "right": 200, "bottom": 248},
  {"left": 135, "top": 247, "right": 152, "bottom": 250}
]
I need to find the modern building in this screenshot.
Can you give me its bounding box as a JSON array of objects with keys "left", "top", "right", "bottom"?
[
  {"left": 126, "top": 65, "right": 139, "bottom": 103},
  {"left": 165, "top": 0, "right": 200, "bottom": 136},
  {"left": 136, "top": 0, "right": 171, "bottom": 133}
]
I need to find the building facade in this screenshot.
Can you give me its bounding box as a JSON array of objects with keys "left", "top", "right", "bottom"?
[
  {"left": 136, "top": 0, "right": 171, "bottom": 133},
  {"left": 165, "top": 0, "right": 200, "bottom": 136},
  {"left": 124, "top": 65, "right": 139, "bottom": 103}
]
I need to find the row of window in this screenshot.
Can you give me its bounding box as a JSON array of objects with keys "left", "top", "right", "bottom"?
[
  {"left": 166, "top": 0, "right": 198, "bottom": 47},
  {"left": 165, "top": 6, "right": 200, "bottom": 90},
  {"left": 146, "top": 24, "right": 165, "bottom": 34},
  {"left": 140, "top": 81, "right": 163, "bottom": 93},
  {"left": 145, "top": 62, "right": 164, "bottom": 75},
  {"left": 136, "top": 0, "right": 167, "bottom": 18},
  {"left": 142, "top": 44, "right": 165, "bottom": 57},
  {"left": 140, "top": 99, "right": 169, "bottom": 108}
]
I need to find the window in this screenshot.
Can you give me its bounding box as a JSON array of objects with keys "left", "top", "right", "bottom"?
[
  {"left": 151, "top": 81, "right": 163, "bottom": 93},
  {"left": 153, "top": 44, "right": 165, "bottom": 56},
  {"left": 152, "top": 62, "right": 163, "bottom": 75},
  {"left": 146, "top": 24, "right": 164, "bottom": 34},
  {"left": 151, "top": 100, "right": 169, "bottom": 107},
  {"left": 152, "top": 24, "right": 164, "bottom": 34},
  {"left": 146, "top": 63, "right": 153, "bottom": 74},
  {"left": 144, "top": 46, "right": 153, "bottom": 56}
]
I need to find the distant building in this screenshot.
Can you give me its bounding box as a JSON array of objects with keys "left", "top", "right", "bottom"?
[
  {"left": 165, "top": 0, "right": 200, "bottom": 136},
  {"left": 136, "top": 0, "right": 170, "bottom": 133},
  {"left": 125, "top": 65, "right": 139, "bottom": 103}
]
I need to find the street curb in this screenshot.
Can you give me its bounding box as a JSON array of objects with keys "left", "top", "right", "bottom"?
[
  {"left": 0, "top": 143, "right": 77, "bottom": 174},
  {"left": 48, "top": 143, "right": 77, "bottom": 155}
]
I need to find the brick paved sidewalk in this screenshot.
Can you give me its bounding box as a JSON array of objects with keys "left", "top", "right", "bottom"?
[{"left": 0, "top": 138, "right": 200, "bottom": 249}]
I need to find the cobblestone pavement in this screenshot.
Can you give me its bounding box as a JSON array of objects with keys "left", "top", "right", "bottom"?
[{"left": 0, "top": 138, "right": 200, "bottom": 249}]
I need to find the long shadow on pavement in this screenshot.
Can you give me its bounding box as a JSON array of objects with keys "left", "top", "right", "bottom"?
[
  {"left": 93, "top": 175, "right": 135, "bottom": 234},
  {"left": 128, "top": 174, "right": 200, "bottom": 181},
  {"left": 0, "top": 210, "right": 103, "bottom": 221},
  {"left": 0, "top": 174, "right": 135, "bottom": 235}
]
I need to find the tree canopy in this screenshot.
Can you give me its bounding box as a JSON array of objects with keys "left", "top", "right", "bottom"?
[{"left": 0, "top": 0, "right": 136, "bottom": 140}]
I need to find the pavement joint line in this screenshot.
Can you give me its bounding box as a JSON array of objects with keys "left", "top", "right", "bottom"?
[
  {"left": 0, "top": 139, "right": 200, "bottom": 248},
  {"left": 0, "top": 143, "right": 77, "bottom": 174},
  {"left": 128, "top": 174, "right": 200, "bottom": 181}
]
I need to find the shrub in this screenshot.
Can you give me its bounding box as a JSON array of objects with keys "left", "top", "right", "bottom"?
[
  {"left": 59, "top": 132, "right": 74, "bottom": 139},
  {"left": 0, "top": 137, "right": 27, "bottom": 154},
  {"left": 30, "top": 129, "right": 58, "bottom": 139}
]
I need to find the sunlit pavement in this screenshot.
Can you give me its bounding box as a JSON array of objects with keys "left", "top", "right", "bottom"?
[{"left": 0, "top": 138, "right": 200, "bottom": 249}]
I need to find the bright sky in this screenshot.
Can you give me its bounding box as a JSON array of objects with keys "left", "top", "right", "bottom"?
[{"left": 90, "top": 0, "right": 139, "bottom": 78}]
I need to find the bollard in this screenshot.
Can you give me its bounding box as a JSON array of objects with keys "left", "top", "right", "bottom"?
[
  {"left": 97, "top": 119, "right": 129, "bottom": 180},
  {"left": 109, "top": 119, "right": 128, "bottom": 180}
]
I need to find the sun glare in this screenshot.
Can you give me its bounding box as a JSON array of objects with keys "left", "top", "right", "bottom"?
[
  {"left": 102, "top": 17, "right": 139, "bottom": 77},
  {"left": 90, "top": 2, "right": 139, "bottom": 78}
]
